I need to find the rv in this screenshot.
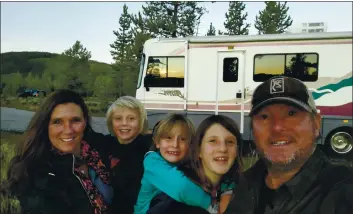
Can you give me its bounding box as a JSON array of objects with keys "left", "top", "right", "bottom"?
[{"left": 135, "top": 31, "right": 353, "bottom": 158}]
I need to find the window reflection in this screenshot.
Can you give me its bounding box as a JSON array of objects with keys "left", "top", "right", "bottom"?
[{"left": 254, "top": 53, "right": 319, "bottom": 82}]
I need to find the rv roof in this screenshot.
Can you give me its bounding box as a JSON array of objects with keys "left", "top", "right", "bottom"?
[{"left": 150, "top": 31, "right": 352, "bottom": 44}]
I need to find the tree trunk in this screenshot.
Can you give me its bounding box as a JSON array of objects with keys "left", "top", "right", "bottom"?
[{"left": 172, "top": 2, "right": 179, "bottom": 38}]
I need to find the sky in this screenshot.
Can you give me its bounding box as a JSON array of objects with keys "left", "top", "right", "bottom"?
[{"left": 1, "top": 1, "right": 352, "bottom": 64}]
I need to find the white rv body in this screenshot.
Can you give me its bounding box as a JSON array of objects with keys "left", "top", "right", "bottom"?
[{"left": 136, "top": 31, "right": 353, "bottom": 156}]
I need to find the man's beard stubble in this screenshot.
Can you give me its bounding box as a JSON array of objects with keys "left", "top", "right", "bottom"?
[{"left": 257, "top": 143, "right": 317, "bottom": 173}]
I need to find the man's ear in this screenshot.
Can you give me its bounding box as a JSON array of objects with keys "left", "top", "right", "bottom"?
[{"left": 314, "top": 113, "right": 322, "bottom": 137}]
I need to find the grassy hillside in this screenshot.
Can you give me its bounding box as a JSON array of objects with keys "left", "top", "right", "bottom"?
[
  {"left": 0, "top": 51, "right": 140, "bottom": 98},
  {"left": 1, "top": 51, "right": 58, "bottom": 76},
  {"left": 0, "top": 51, "right": 115, "bottom": 77}
]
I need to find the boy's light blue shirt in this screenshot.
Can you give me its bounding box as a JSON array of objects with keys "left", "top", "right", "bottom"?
[{"left": 134, "top": 151, "right": 211, "bottom": 214}]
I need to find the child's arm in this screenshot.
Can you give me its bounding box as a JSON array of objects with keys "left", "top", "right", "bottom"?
[{"left": 143, "top": 152, "right": 211, "bottom": 210}]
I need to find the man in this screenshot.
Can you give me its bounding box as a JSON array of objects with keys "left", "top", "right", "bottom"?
[{"left": 225, "top": 76, "right": 353, "bottom": 214}]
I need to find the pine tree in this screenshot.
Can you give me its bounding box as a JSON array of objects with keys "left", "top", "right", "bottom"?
[
  {"left": 141, "top": 1, "right": 207, "bottom": 38},
  {"left": 110, "top": 4, "right": 134, "bottom": 64},
  {"left": 254, "top": 1, "right": 293, "bottom": 34},
  {"left": 62, "top": 41, "right": 92, "bottom": 95},
  {"left": 131, "top": 12, "right": 151, "bottom": 60},
  {"left": 110, "top": 4, "right": 136, "bottom": 97},
  {"left": 224, "top": 1, "right": 250, "bottom": 35},
  {"left": 206, "top": 22, "right": 216, "bottom": 36},
  {"left": 180, "top": 1, "right": 207, "bottom": 37},
  {"left": 63, "top": 40, "right": 91, "bottom": 60}
]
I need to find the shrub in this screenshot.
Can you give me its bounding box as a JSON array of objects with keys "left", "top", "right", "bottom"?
[
  {"left": 89, "top": 106, "right": 100, "bottom": 113},
  {"left": 28, "top": 105, "right": 39, "bottom": 111},
  {"left": 85, "top": 101, "right": 100, "bottom": 107},
  {"left": 6, "top": 97, "right": 17, "bottom": 102},
  {"left": 26, "top": 98, "right": 34, "bottom": 105},
  {"left": 0, "top": 95, "right": 9, "bottom": 105},
  {"left": 28, "top": 97, "right": 41, "bottom": 105},
  {"left": 19, "top": 98, "right": 27, "bottom": 105},
  {"left": 0, "top": 138, "right": 20, "bottom": 214}
]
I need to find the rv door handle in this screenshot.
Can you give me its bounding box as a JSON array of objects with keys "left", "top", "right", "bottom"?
[
  {"left": 236, "top": 90, "right": 246, "bottom": 99},
  {"left": 236, "top": 92, "right": 242, "bottom": 98}
]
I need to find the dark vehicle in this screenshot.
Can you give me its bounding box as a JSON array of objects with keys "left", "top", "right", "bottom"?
[{"left": 18, "top": 89, "right": 46, "bottom": 98}]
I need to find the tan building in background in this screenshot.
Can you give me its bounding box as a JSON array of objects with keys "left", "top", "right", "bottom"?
[{"left": 287, "top": 22, "right": 328, "bottom": 33}]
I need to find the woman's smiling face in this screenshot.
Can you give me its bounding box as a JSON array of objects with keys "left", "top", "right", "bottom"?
[{"left": 48, "top": 103, "right": 86, "bottom": 155}]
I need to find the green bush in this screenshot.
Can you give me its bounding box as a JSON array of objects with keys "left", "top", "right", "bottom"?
[
  {"left": 1, "top": 100, "right": 9, "bottom": 106},
  {"left": 27, "top": 98, "right": 35, "bottom": 105},
  {"left": 89, "top": 106, "right": 100, "bottom": 113},
  {"left": 85, "top": 101, "right": 100, "bottom": 107},
  {"left": 0, "top": 97, "right": 9, "bottom": 105},
  {"left": 6, "top": 97, "right": 17, "bottom": 102},
  {"left": 0, "top": 195, "right": 20, "bottom": 214},
  {"left": 28, "top": 105, "right": 39, "bottom": 111},
  {"left": 27, "top": 99, "right": 33, "bottom": 105},
  {"left": 27, "top": 97, "right": 41, "bottom": 105},
  {"left": 99, "top": 101, "right": 110, "bottom": 113},
  {"left": 0, "top": 138, "right": 21, "bottom": 214},
  {"left": 84, "top": 97, "right": 100, "bottom": 102},
  {"left": 19, "top": 98, "right": 27, "bottom": 105}
]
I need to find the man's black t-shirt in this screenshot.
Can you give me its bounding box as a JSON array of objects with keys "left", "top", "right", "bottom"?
[
  {"left": 255, "top": 178, "right": 276, "bottom": 214},
  {"left": 224, "top": 148, "right": 353, "bottom": 214}
]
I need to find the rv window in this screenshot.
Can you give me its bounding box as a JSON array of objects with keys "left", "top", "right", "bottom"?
[
  {"left": 146, "top": 56, "right": 185, "bottom": 87},
  {"left": 253, "top": 53, "right": 318, "bottom": 82},
  {"left": 223, "top": 57, "right": 239, "bottom": 82}
]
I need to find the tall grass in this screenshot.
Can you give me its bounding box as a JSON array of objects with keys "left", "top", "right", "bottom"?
[{"left": 0, "top": 132, "right": 21, "bottom": 214}]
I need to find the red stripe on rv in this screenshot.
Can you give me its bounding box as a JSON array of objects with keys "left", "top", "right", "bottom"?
[{"left": 317, "top": 102, "right": 353, "bottom": 116}]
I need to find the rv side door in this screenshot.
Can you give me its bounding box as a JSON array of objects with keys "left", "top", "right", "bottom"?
[{"left": 217, "top": 51, "right": 246, "bottom": 134}]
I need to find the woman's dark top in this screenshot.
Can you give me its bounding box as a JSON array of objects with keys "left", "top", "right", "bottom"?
[
  {"left": 13, "top": 130, "right": 152, "bottom": 214},
  {"left": 15, "top": 133, "right": 115, "bottom": 214}
]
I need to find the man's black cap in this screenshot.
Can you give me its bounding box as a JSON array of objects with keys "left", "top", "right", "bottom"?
[{"left": 249, "top": 76, "right": 317, "bottom": 116}]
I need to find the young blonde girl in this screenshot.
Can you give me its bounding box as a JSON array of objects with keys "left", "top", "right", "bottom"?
[{"left": 134, "top": 114, "right": 214, "bottom": 214}]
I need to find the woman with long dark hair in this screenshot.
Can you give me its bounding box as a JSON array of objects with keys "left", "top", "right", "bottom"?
[{"left": 2, "top": 89, "right": 116, "bottom": 214}]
